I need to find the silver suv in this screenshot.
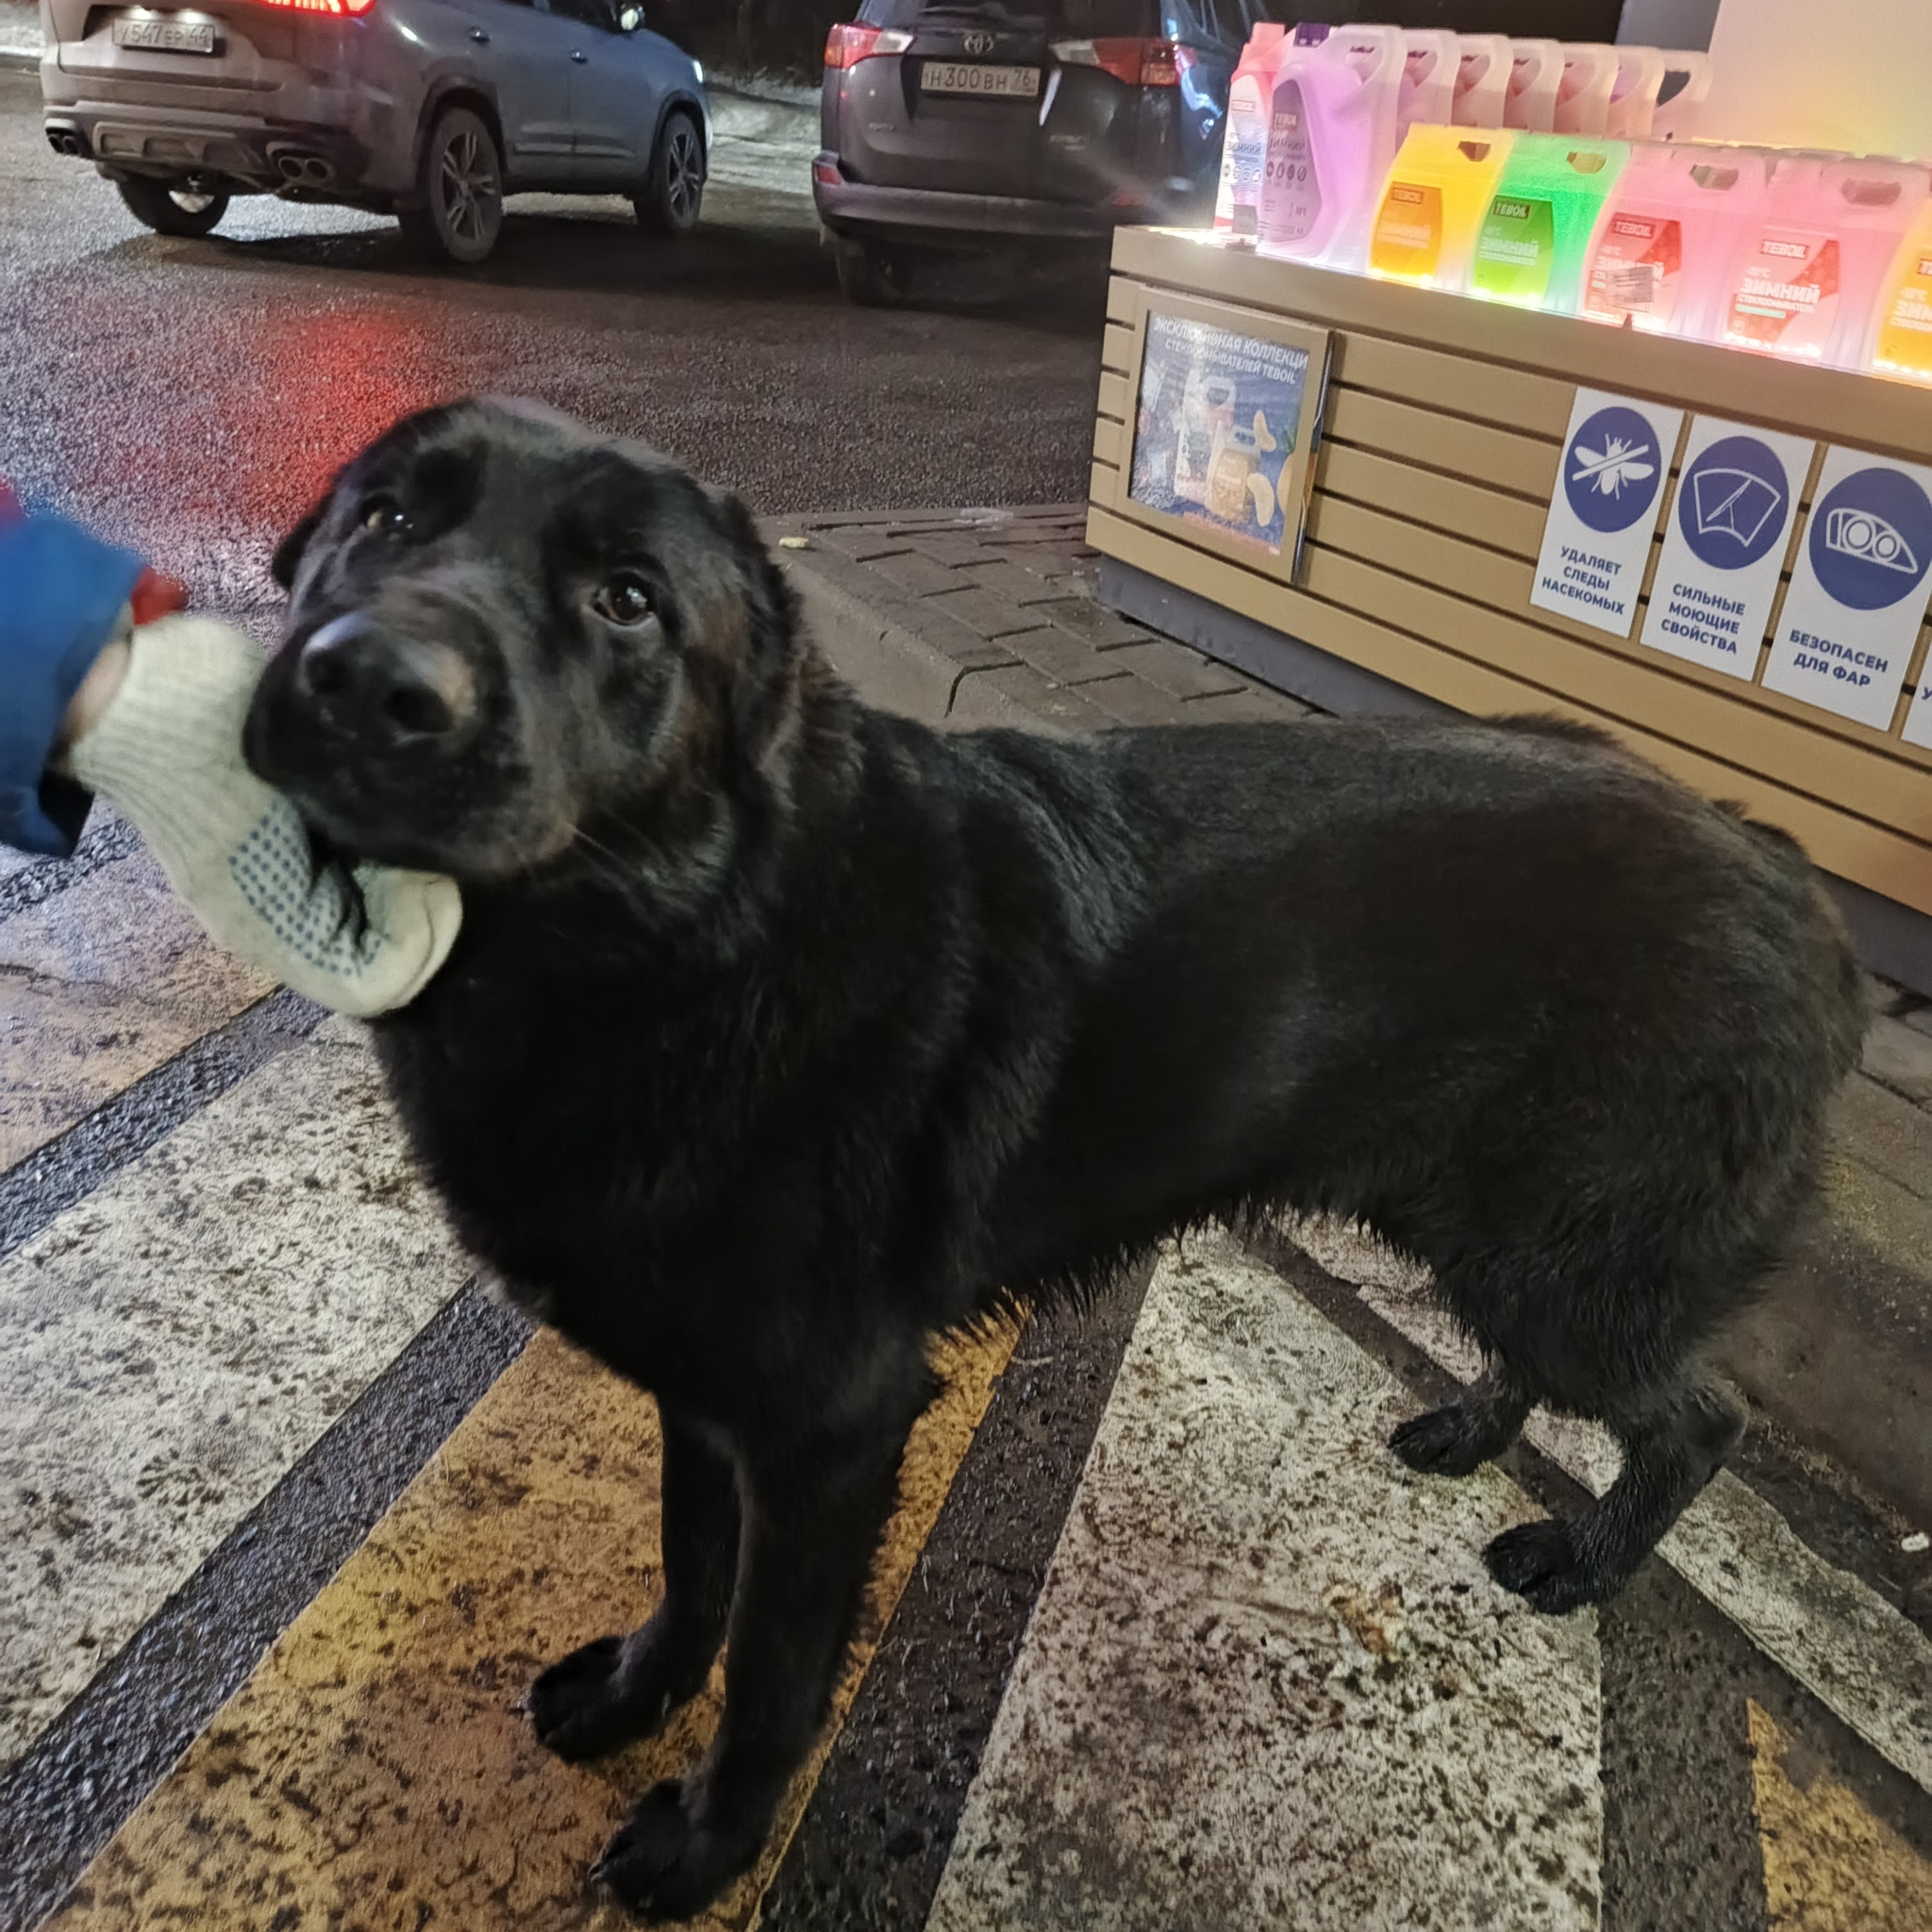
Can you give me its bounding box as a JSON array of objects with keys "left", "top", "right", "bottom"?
[{"left": 39, "top": 0, "right": 709, "bottom": 262}]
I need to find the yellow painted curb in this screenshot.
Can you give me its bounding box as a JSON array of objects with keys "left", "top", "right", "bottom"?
[
  {"left": 50, "top": 1321, "right": 1014, "bottom": 1930},
  {"left": 1749, "top": 1699, "right": 1932, "bottom": 1932}
]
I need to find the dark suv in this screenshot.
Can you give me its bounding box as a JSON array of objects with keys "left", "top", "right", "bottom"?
[{"left": 815, "top": 1, "right": 1267, "bottom": 303}]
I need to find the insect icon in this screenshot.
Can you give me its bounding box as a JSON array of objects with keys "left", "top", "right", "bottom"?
[{"left": 1571, "top": 434, "right": 1657, "bottom": 499}]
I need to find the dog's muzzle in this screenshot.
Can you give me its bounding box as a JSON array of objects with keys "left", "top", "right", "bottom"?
[{"left": 290, "top": 612, "right": 479, "bottom": 752}]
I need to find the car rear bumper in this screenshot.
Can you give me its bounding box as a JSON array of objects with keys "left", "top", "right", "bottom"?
[
  {"left": 812, "top": 161, "right": 1159, "bottom": 244},
  {"left": 43, "top": 98, "right": 378, "bottom": 195}
]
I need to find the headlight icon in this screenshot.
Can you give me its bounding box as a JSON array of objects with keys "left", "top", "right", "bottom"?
[{"left": 1823, "top": 507, "right": 1920, "bottom": 575}]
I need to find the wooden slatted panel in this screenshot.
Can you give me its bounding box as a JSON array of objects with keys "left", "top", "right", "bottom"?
[
  {"left": 1324, "top": 389, "right": 1557, "bottom": 500},
  {"left": 1331, "top": 331, "right": 1575, "bottom": 440},
  {"left": 1097, "top": 370, "right": 1131, "bottom": 424},
  {"left": 1316, "top": 444, "right": 1547, "bottom": 559},
  {"left": 1299, "top": 531, "right": 1932, "bottom": 837},
  {"left": 1094, "top": 416, "right": 1124, "bottom": 466},
  {"left": 1087, "top": 504, "right": 1932, "bottom": 916},
  {"left": 1091, "top": 243, "right": 1932, "bottom": 915}
]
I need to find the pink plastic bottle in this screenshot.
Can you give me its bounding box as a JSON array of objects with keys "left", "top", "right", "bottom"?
[
  {"left": 1555, "top": 43, "right": 1617, "bottom": 137},
  {"left": 1505, "top": 39, "right": 1563, "bottom": 133},
  {"left": 1718, "top": 154, "right": 1932, "bottom": 366},
  {"left": 1257, "top": 23, "right": 1405, "bottom": 271},
  {"left": 1452, "top": 34, "right": 1512, "bottom": 129},
  {"left": 1214, "top": 23, "right": 1291, "bottom": 241},
  {"left": 1399, "top": 29, "right": 1458, "bottom": 142},
  {"left": 1581, "top": 142, "right": 1771, "bottom": 339}
]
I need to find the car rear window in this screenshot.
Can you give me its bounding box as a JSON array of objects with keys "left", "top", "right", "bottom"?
[{"left": 856, "top": 3, "right": 1167, "bottom": 31}]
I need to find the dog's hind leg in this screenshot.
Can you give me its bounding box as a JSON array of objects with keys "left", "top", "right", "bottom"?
[
  {"left": 1483, "top": 1372, "right": 1746, "bottom": 1614},
  {"left": 591, "top": 1407, "right": 919, "bottom": 1921},
  {"left": 529, "top": 1407, "right": 739, "bottom": 1761},
  {"left": 1389, "top": 1358, "right": 1533, "bottom": 1477}
]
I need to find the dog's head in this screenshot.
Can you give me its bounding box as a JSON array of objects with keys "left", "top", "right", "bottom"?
[{"left": 244, "top": 398, "right": 801, "bottom": 881}]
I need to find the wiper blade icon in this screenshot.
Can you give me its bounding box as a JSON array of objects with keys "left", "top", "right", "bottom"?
[{"left": 1691, "top": 467, "right": 1783, "bottom": 549}]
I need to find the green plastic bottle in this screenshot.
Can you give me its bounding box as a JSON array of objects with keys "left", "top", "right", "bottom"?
[{"left": 1471, "top": 133, "right": 1630, "bottom": 312}]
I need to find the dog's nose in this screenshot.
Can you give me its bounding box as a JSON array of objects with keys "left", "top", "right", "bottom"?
[{"left": 295, "top": 613, "right": 475, "bottom": 747}]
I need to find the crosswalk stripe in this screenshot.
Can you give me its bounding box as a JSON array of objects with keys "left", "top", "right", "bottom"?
[
  {"left": 1288, "top": 1216, "right": 1932, "bottom": 1796},
  {"left": 927, "top": 1229, "right": 1605, "bottom": 1932},
  {"left": 41, "top": 1323, "right": 1013, "bottom": 1931},
  {"left": 0, "top": 1024, "right": 470, "bottom": 1773},
  {"left": 0, "top": 846, "right": 269, "bottom": 1172}
]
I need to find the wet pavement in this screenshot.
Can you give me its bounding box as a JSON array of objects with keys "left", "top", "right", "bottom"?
[
  {"left": 0, "top": 65, "right": 1105, "bottom": 609},
  {"left": 2, "top": 61, "right": 1931, "bottom": 1932}
]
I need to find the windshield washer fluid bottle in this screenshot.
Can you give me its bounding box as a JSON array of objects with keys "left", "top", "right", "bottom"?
[
  {"left": 1583, "top": 142, "right": 1770, "bottom": 338},
  {"left": 1215, "top": 22, "right": 1291, "bottom": 242},
  {"left": 1555, "top": 43, "right": 1617, "bottom": 137},
  {"left": 1505, "top": 40, "right": 1563, "bottom": 133},
  {"left": 1399, "top": 29, "right": 1458, "bottom": 141},
  {"left": 1719, "top": 155, "right": 1931, "bottom": 365},
  {"left": 1471, "top": 133, "right": 1629, "bottom": 312},
  {"left": 1606, "top": 45, "right": 1667, "bottom": 140},
  {"left": 1867, "top": 198, "right": 1932, "bottom": 383},
  {"left": 1452, "top": 34, "right": 1511, "bottom": 128},
  {"left": 1257, "top": 23, "right": 1405, "bottom": 272},
  {"left": 1370, "top": 125, "right": 1517, "bottom": 291}
]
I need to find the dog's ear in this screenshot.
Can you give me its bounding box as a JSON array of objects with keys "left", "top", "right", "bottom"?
[
  {"left": 708, "top": 486, "right": 799, "bottom": 646},
  {"left": 271, "top": 501, "right": 327, "bottom": 591}
]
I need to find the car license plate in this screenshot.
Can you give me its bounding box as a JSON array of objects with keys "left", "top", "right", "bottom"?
[
  {"left": 111, "top": 14, "right": 219, "bottom": 55},
  {"left": 921, "top": 61, "right": 1041, "bottom": 99}
]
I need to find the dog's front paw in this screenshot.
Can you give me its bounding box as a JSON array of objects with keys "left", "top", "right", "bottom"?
[
  {"left": 592, "top": 1780, "right": 760, "bottom": 1923},
  {"left": 1482, "top": 1519, "right": 1597, "bottom": 1614},
  {"left": 1391, "top": 1404, "right": 1494, "bottom": 1478},
  {"left": 529, "top": 1629, "right": 700, "bottom": 1761}
]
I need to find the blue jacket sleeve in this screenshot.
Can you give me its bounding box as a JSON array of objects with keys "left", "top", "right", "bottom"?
[{"left": 0, "top": 513, "right": 147, "bottom": 857}]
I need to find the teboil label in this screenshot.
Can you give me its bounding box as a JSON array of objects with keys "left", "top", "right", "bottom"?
[
  {"left": 1531, "top": 387, "right": 1685, "bottom": 638},
  {"left": 1763, "top": 444, "right": 1932, "bottom": 729},
  {"left": 1640, "top": 418, "right": 1815, "bottom": 679}
]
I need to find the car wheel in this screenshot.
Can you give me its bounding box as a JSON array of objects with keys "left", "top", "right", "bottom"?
[
  {"left": 831, "top": 237, "right": 909, "bottom": 308},
  {"left": 633, "top": 108, "right": 705, "bottom": 238},
  {"left": 399, "top": 106, "right": 503, "bottom": 265},
  {"left": 116, "top": 175, "right": 230, "bottom": 239}
]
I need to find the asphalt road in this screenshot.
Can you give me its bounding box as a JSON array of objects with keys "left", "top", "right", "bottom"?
[{"left": 0, "top": 68, "right": 1106, "bottom": 615}]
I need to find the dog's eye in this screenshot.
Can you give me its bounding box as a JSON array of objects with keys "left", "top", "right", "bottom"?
[
  {"left": 360, "top": 497, "right": 412, "bottom": 539},
  {"left": 593, "top": 573, "right": 657, "bottom": 628}
]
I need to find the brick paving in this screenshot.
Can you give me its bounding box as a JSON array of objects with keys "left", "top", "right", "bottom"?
[{"left": 769, "top": 503, "right": 1311, "bottom": 739}]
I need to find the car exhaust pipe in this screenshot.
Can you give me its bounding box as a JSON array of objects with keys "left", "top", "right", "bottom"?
[
  {"left": 46, "top": 126, "right": 91, "bottom": 158},
  {"left": 274, "top": 151, "right": 334, "bottom": 186}
]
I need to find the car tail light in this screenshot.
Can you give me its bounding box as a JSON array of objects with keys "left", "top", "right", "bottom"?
[
  {"left": 247, "top": 0, "right": 377, "bottom": 12},
  {"left": 824, "top": 24, "right": 912, "bottom": 70},
  {"left": 1051, "top": 37, "right": 1188, "bottom": 87}
]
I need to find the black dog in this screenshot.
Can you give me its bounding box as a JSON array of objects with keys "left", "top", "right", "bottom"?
[{"left": 245, "top": 398, "right": 1867, "bottom": 1919}]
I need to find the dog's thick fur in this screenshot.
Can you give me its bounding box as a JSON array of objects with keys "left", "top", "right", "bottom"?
[{"left": 247, "top": 399, "right": 1868, "bottom": 1919}]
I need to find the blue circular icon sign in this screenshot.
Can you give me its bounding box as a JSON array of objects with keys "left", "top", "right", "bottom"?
[
  {"left": 1678, "top": 435, "right": 1790, "bottom": 571},
  {"left": 1808, "top": 466, "right": 1932, "bottom": 611},
  {"left": 1563, "top": 405, "right": 1665, "bottom": 534}
]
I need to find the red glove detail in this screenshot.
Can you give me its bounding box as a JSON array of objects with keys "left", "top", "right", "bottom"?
[{"left": 130, "top": 569, "right": 191, "bottom": 625}]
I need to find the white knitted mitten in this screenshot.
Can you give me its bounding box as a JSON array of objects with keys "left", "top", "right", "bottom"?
[{"left": 62, "top": 614, "right": 461, "bottom": 1017}]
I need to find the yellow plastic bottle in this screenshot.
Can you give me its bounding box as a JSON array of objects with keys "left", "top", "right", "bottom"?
[
  {"left": 1368, "top": 124, "right": 1517, "bottom": 291},
  {"left": 1869, "top": 202, "right": 1932, "bottom": 384}
]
